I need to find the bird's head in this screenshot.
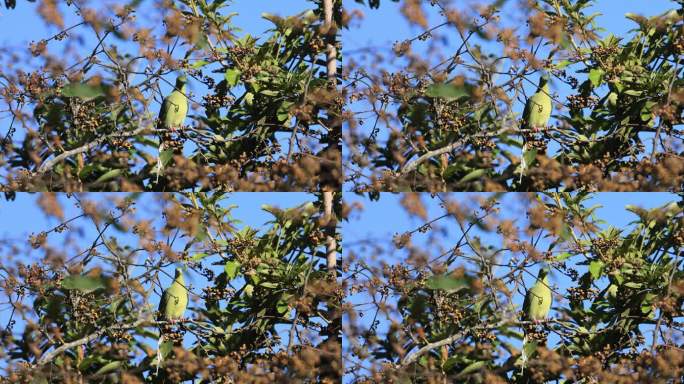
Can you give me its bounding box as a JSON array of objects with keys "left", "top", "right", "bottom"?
[
  {"left": 174, "top": 267, "right": 183, "bottom": 278},
  {"left": 175, "top": 75, "right": 188, "bottom": 87},
  {"left": 538, "top": 267, "right": 550, "bottom": 281},
  {"left": 538, "top": 74, "right": 550, "bottom": 88}
]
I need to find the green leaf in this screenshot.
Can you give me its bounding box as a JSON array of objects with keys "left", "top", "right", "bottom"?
[
  {"left": 455, "top": 361, "right": 486, "bottom": 378},
  {"left": 191, "top": 252, "right": 209, "bottom": 261},
  {"left": 523, "top": 341, "right": 538, "bottom": 358},
  {"left": 94, "top": 361, "right": 122, "bottom": 376},
  {"left": 276, "top": 299, "right": 289, "bottom": 315},
  {"left": 589, "top": 260, "right": 603, "bottom": 280},
  {"left": 249, "top": 80, "right": 260, "bottom": 93},
  {"left": 261, "top": 90, "right": 278, "bottom": 97},
  {"left": 523, "top": 148, "right": 538, "bottom": 168},
  {"left": 159, "top": 340, "right": 173, "bottom": 359},
  {"left": 224, "top": 260, "right": 241, "bottom": 279},
  {"left": 426, "top": 83, "right": 469, "bottom": 100},
  {"left": 191, "top": 60, "right": 209, "bottom": 69},
  {"left": 588, "top": 68, "right": 603, "bottom": 87},
  {"left": 555, "top": 60, "right": 572, "bottom": 69},
  {"left": 225, "top": 68, "right": 241, "bottom": 87},
  {"left": 159, "top": 149, "right": 174, "bottom": 167},
  {"left": 95, "top": 169, "right": 123, "bottom": 184},
  {"left": 458, "top": 169, "right": 486, "bottom": 184},
  {"left": 62, "top": 83, "right": 106, "bottom": 100},
  {"left": 61, "top": 275, "right": 105, "bottom": 292},
  {"left": 641, "top": 302, "right": 652, "bottom": 314},
  {"left": 277, "top": 101, "right": 293, "bottom": 123},
  {"left": 607, "top": 284, "right": 618, "bottom": 298},
  {"left": 244, "top": 284, "right": 254, "bottom": 297},
  {"left": 426, "top": 275, "right": 468, "bottom": 291}
]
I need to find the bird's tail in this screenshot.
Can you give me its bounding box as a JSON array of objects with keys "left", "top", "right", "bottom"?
[
  {"left": 155, "top": 141, "right": 164, "bottom": 184},
  {"left": 155, "top": 120, "right": 165, "bottom": 185},
  {"left": 521, "top": 332, "right": 528, "bottom": 374},
  {"left": 156, "top": 334, "right": 163, "bottom": 375},
  {"left": 519, "top": 142, "right": 527, "bottom": 184}
]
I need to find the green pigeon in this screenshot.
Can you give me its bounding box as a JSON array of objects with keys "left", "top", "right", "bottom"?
[
  {"left": 520, "top": 268, "right": 552, "bottom": 375},
  {"left": 155, "top": 267, "right": 188, "bottom": 373},
  {"left": 522, "top": 268, "right": 552, "bottom": 322},
  {"left": 519, "top": 75, "right": 552, "bottom": 182},
  {"left": 155, "top": 74, "right": 188, "bottom": 182},
  {"left": 157, "top": 267, "right": 188, "bottom": 321}
]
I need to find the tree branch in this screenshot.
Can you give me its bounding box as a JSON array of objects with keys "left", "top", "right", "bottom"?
[
  {"left": 323, "top": 191, "right": 337, "bottom": 275},
  {"left": 400, "top": 326, "right": 472, "bottom": 366},
  {"left": 36, "top": 318, "right": 148, "bottom": 366},
  {"left": 35, "top": 318, "right": 212, "bottom": 367},
  {"left": 36, "top": 125, "right": 158, "bottom": 174},
  {"left": 399, "top": 319, "right": 568, "bottom": 367},
  {"left": 400, "top": 127, "right": 511, "bottom": 174}
]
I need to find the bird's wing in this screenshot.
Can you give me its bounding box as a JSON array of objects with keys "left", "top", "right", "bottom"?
[
  {"left": 521, "top": 96, "right": 533, "bottom": 131},
  {"left": 522, "top": 287, "right": 531, "bottom": 320},
  {"left": 157, "top": 289, "right": 169, "bottom": 319},
  {"left": 539, "top": 283, "right": 552, "bottom": 317},
  {"left": 528, "top": 92, "right": 551, "bottom": 127},
  {"left": 527, "top": 282, "right": 552, "bottom": 319},
  {"left": 158, "top": 97, "right": 171, "bottom": 128},
  {"left": 161, "top": 91, "right": 187, "bottom": 126},
  {"left": 165, "top": 282, "right": 188, "bottom": 319}
]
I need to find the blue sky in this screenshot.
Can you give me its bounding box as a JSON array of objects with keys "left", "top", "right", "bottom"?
[
  {"left": 0, "top": 0, "right": 313, "bottom": 56},
  {"left": 0, "top": 192, "right": 315, "bottom": 300},
  {"left": 343, "top": 192, "right": 678, "bottom": 243},
  {"left": 0, "top": 0, "right": 313, "bottom": 89},
  {"left": 0, "top": 192, "right": 313, "bottom": 238},
  {"left": 0, "top": 0, "right": 317, "bottom": 182},
  {"left": 1, "top": 190, "right": 680, "bottom": 379},
  {"left": 344, "top": 0, "right": 676, "bottom": 51},
  {"left": 0, "top": 192, "right": 318, "bottom": 372},
  {"left": 342, "top": 192, "right": 679, "bottom": 379},
  {"left": 343, "top": 0, "right": 680, "bottom": 185}
]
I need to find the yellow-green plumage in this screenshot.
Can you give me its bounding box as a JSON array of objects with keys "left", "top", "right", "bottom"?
[
  {"left": 155, "top": 267, "right": 188, "bottom": 373},
  {"left": 522, "top": 268, "right": 552, "bottom": 321},
  {"left": 519, "top": 75, "right": 552, "bottom": 182},
  {"left": 159, "top": 76, "right": 188, "bottom": 129},
  {"left": 521, "top": 76, "right": 552, "bottom": 131},
  {"left": 158, "top": 268, "right": 188, "bottom": 320},
  {"left": 518, "top": 268, "right": 552, "bottom": 377},
  {"left": 156, "top": 75, "right": 188, "bottom": 181}
]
